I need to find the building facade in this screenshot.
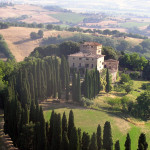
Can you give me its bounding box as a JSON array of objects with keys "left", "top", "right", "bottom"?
[
  {"left": 68, "top": 42, "right": 119, "bottom": 82},
  {"left": 68, "top": 42, "right": 105, "bottom": 72}
]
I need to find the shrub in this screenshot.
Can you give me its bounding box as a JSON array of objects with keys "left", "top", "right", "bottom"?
[
  {"left": 121, "top": 96, "right": 130, "bottom": 111},
  {"left": 125, "top": 84, "right": 133, "bottom": 94},
  {"left": 107, "top": 98, "right": 121, "bottom": 107},
  {"left": 120, "top": 73, "right": 131, "bottom": 84},
  {"left": 141, "top": 83, "right": 150, "bottom": 90},
  {"left": 80, "top": 97, "right": 93, "bottom": 107},
  {"left": 130, "top": 72, "right": 140, "bottom": 79}
]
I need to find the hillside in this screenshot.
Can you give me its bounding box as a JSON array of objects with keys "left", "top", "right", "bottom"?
[
  {"left": 0, "top": 27, "right": 74, "bottom": 61},
  {"left": 0, "top": 4, "right": 59, "bottom": 24}
]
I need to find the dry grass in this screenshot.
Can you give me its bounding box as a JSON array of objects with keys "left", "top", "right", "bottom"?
[
  {"left": 0, "top": 4, "right": 59, "bottom": 23},
  {"left": 125, "top": 37, "right": 143, "bottom": 46},
  {"left": 0, "top": 27, "right": 74, "bottom": 61}
]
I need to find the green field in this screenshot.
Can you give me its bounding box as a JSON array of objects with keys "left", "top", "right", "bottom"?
[
  {"left": 119, "top": 22, "right": 150, "bottom": 28},
  {"left": 50, "top": 12, "right": 85, "bottom": 24},
  {"left": 44, "top": 80, "right": 150, "bottom": 150},
  {"left": 44, "top": 108, "right": 150, "bottom": 150}
]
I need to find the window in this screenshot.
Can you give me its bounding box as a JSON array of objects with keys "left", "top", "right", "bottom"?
[
  {"left": 92, "top": 58, "right": 94, "bottom": 61},
  {"left": 73, "top": 57, "right": 75, "bottom": 60},
  {"left": 85, "top": 64, "right": 89, "bottom": 68},
  {"left": 79, "top": 58, "right": 82, "bottom": 60},
  {"left": 104, "top": 65, "right": 107, "bottom": 68},
  {"left": 91, "top": 64, "right": 93, "bottom": 68},
  {"left": 86, "top": 58, "right": 89, "bottom": 60},
  {"left": 73, "top": 63, "right": 75, "bottom": 67},
  {"left": 79, "top": 63, "right": 81, "bottom": 67}
]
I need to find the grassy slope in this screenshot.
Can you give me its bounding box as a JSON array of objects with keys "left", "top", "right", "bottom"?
[
  {"left": 0, "top": 27, "right": 74, "bottom": 62},
  {"left": 50, "top": 12, "right": 85, "bottom": 24},
  {"left": 44, "top": 80, "right": 150, "bottom": 150}
]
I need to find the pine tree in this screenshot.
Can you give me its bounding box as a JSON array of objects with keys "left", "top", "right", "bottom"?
[
  {"left": 82, "top": 132, "right": 90, "bottom": 150},
  {"left": 68, "top": 110, "right": 75, "bottom": 140},
  {"left": 125, "top": 133, "right": 131, "bottom": 150},
  {"left": 97, "top": 124, "right": 102, "bottom": 150},
  {"left": 69, "top": 127, "right": 79, "bottom": 150},
  {"left": 137, "top": 133, "right": 148, "bottom": 150},
  {"left": 89, "top": 132, "right": 98, "bottom": 150},
  {"left": 61, "top": 131, "right": 69, "bottom": 150},
  {"left": 105, "top": 68, "right": 111, "bottom": 93},
  {"left": 62, "top": 112, "right": 68, "bottom": 136},
  {"left": 115, "top": 140, "right": 120, "bottom": 150},
  {"left": 103, "top": 121, "right": 113, "bottom": 150}
]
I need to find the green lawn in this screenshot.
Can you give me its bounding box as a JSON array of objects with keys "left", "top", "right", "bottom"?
[
  {"left": 119, "top": 22, "right": 150, "bottom": 28},
  {"left": 50, "top": 12, "right": 85, "bottom": 24},
  {"left": 44, "top": 107, "right": 150, "bottom": 150},
  {"left": 44, "top": 80, "right": 150, "bottom": 150}
]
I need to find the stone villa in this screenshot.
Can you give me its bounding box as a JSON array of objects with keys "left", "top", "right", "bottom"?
[{"left": 68, "top": 42, "right": 119, "bottom": 82}]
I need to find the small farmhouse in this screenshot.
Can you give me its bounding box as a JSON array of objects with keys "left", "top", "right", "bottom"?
[{"left": 68, "top": 42, "right": 119, "bottom": 82}]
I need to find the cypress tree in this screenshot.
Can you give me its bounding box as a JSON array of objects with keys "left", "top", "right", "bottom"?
[
  {"left": 62, "top": 112, "right": 68, "bottom": 136},
  {"left": 29, "top": 72, "right": 35, "bottom": 101},
  {"left": 97, "top": 124, "right": 102, "bottom": 150},
  {"left": 82, "top": 132, "right": 90, "bottom": 150},
  {"left": 78, "top": 128, "right": 82, "bottom": 150},
  {"left": 51, "top": 113, "right": 62, "bottom": 150},
  {"left": 61, "top": 131, "right": 69, "bottom": 150},
  {"left": 89, "top": 132, "right": 98, "bottom": 150},
  {"left": 125, "top": 133, "right": 131, "bottom": 150},
  {"left": 103, "top": 121, "right": 113, "bottom": 150},
  {"left": 76, "top": 72, "right": 81, "bottom": 102},
  {"left": 48, "top": 110, "right": 55, "bottom": 148},
  {"left": 30, "top": 100, "right": 36, "bottom": 123},
  {"left": 137, "top": 133, "right": 148, "bottom": 150},
  {"left": 115, "top": 140, "right": 120, "bottom": 150},
  {"left": 60, "top": 55, "right": 66, "bottom": 89},
  {"left": 24, "top": 105, "right": 29, "bottom": 124},
  {"left": 39, "top": 106, "right": 47, "bottom": 150},
  {"left": 105, "top": 68, "right": 111, "bottom": 93},
  {"left": 69, "top": 127, "right": 79, "bottom": 150},
  {"left": 84, "top": 69, "right": 89, "bottom": 98},
  {"left": 72, "top": 70, "right": 77, "bottom": 101},
  {"left": 41, "top": 71, "right": 47, "bottom": 99},
  {"left": 68, "top": 110, "right": 75, "bottom": 140},
  {"left": 66, "top": 71, "right": 69, "bottom": 100}
]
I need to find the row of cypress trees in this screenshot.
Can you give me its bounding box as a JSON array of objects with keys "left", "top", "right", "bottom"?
[
  {"left": 3, "top": 56, "right": 70, "bottom": 149},
  {"left": 82, "top": 68, "right": 101, "bottom": 99}
]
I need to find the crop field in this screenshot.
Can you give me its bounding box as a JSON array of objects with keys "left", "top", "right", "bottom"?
[
  {"left": 50, "top": 12, "right": 85, "bottom": 24},
  {"left": 44, "top": 80, "right": 150, "bottom": 150},
  {"left": 119, "top": 22, "right": 150, "bottom": 28}
]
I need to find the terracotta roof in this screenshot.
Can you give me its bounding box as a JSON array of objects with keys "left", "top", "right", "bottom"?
[
  {"left": 104, "top": 59, "right": 119, "bottom": 63},
  {"left": 69, "top": 52, "right": 104, "bottom": 59},
  {"left": 82, "top": 42, "right": 102, "bottom": 46}
]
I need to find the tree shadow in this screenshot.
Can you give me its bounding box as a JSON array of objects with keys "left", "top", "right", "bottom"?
[{"left": 13, "top": 38, "right": 32, "bottom": 45}]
